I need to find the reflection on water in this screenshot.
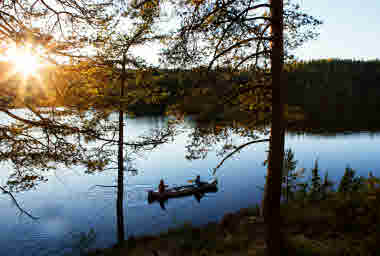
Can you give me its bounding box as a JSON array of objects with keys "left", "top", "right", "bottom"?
[{"left": 0, "top": 115, "right": 380, "bottom": 255}]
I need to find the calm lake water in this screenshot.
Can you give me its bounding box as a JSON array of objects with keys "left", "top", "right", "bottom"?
[{"left": 0, "top": 114, "right": 380, "bottom": 256}]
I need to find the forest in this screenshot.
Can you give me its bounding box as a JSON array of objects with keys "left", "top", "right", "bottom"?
[{"left": 3, "top": 58, "right": 379, "bottom": 129}]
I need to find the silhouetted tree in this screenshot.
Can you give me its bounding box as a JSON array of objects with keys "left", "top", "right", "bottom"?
[
  {"left": 282, "top": 148, "right": 298, "bottom": 202},
  {"left": 309, "top": 159, "right": 322, "bottom": 200}
]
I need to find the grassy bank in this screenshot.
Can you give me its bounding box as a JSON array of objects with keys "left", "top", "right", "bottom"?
[{"left": 86, "top": 206, "right": 267, "bottom": 256}]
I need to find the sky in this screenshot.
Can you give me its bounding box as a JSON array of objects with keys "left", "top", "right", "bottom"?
[
  {"left": 135, "top": 0, "right": 380, "bottom": 65},
  {"left": 1, "top": 0, "right": 379, "bottom": 66},
  {"left": 295, "top": 0, "right": 380, "bottom": 60}
]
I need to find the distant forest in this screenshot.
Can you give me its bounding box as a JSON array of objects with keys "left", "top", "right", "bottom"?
[
  {"left": 1, "top": 59, "right": 379, "bottom": 129},
  {"left": 286, "top": 59, "right": 380, "bottom": 128}
]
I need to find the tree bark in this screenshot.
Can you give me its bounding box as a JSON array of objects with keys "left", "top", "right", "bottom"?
[
  {"left": 116, "top": 53, "right": 126, "bottom": 245},
  {"left": 264, "top": 0, "right": 286, "bottom": 255},
  {"left": 286, "top": 174, "right": 289, "bottom": 203}
]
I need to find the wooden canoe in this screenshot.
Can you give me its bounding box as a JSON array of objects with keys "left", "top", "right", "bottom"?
[{"left": 148, "top": 180, "right": 218, "bottom": 203}]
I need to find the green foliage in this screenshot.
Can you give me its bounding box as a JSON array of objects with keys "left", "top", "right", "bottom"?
[
  {"left": 320, "top": 171, "right": 334, "bottom": 200},
  {"left": 338, "top": 166, "right": 365, "bottom": 194},
  {"left": 282, "top": 171, "right": 380, "bottom": 256},
  {"left": 294, "top": 182, "right": 309, "bottom": 201},
  {"left": 276, "top": 157, "right": 375, "bottom": 204},
  {"left": 163, "top": 0, "right": 322, "bottom": 70},
  {"left": 282, "top": 148, "right": 299, "bottom": 202},
  {"left": 285, "top": 58, "right": 380, "bottom": 73},
  {"left": 309, "top": 160, "right": 322, "bottom": 200},
  {"left": 286, "top": 59, "right": 380, "bottom": 128},
  {"left": 286, "top": 161, "right": 379, "bottom": 206},
  {"left": 338, "top": 166, "right": 355, "bottom": 193}
]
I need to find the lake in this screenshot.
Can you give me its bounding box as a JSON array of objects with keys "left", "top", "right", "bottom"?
[{"left": 0, "top": 114, "right": 379, "bottom": 256}]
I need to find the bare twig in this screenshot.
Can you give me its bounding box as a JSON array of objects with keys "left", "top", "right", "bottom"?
[
  {"left": 213, "top": 138, "right": 269, "bottom": 175},
  {"left": 0, "top": 185, "right": 39, "bottom": 220}
]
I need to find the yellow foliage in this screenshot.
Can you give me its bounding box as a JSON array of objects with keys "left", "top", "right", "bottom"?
[
  {"left": 205, "top": 15, "right": 215, "bottom": 24},
  {"left": 190, "top": 0, "right": 206, "bottom": 6}
]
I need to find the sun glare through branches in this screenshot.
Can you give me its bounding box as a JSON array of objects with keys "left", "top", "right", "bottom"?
[{"left": 1, "top": 43, "right": 46, "bottom": 79}]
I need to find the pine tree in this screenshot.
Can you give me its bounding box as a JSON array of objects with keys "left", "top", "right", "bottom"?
[
  {"left": 338, "top": 166, "right": 356, "bottom": 193},
  {"left": 338, "top": 166, "right": 366, "bottom": 194},
  {"left": 321, "top": 171, "right": 334, "bottom": 199},
  {"left": 310, "top": 159, "right": 322, "bottom": 200},
  {"left": 282, "top": 148, "right": 298, "bottom": 203}
]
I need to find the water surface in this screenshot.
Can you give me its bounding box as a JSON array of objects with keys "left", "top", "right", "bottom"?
[{"left": 0, "top": 115, "right": 379, "bottom": 255}]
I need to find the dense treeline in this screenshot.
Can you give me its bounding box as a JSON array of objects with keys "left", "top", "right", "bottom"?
[
  {"left": 286, "top": 58, "right": 380, "bottom": 73},
  {"left": 286, "top": 59, "right": 380, "bottom": 128},
  {"left": 157, "top": 59, "right": 380, "bottom": 128},
  {"left": 1, "top": 58, "right": 379, "bottom": 128}
]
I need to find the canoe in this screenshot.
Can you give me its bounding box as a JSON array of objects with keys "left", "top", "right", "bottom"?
[{"left": 148, "top": 180, "right": 218, "bottom": 203}]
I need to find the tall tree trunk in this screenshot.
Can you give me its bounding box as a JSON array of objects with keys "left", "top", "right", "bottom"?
[
  {"left": 117, "top": 53, "right": 126, "bottom": 245},
  {"left": 264, "top": 0, "right": 285, "bottom": 255},
  {"left": 286, "top": 174, "right": 289, "bottom": 203}
]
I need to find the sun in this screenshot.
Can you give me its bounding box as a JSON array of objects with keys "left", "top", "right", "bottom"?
[{"left": 3, "top": 44, "right": 45, "bottom": 78}]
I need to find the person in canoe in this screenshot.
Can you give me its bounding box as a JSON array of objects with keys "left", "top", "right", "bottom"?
[
  {"left": 158, "top": 179, "right": 168, "bottom": 194},
  {"left": 195, "top": 175, "right": 201, "bottom": 187}
]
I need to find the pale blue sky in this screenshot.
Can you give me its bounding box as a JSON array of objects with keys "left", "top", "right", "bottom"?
[
  {"left": 2, "top": 1, "right": 379, "bottom": 65},
  {"left": 136, "top": 0, "right": 380, "bottom": 65},
  {"left": 295, "top": 0, "right": 380, "bottom": 60}
]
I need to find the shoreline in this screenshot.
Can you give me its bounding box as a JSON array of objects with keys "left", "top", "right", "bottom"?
[
  {"left": 86, "top": 206, "right": 268, "bottom": 256},
  {"left": 85, "top": 185, "right": 380, "bottom": 256}
]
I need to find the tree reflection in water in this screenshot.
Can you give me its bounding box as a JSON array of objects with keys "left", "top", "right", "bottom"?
[{"left": 0, "top": 107, "right": 178, "bottom": 247}]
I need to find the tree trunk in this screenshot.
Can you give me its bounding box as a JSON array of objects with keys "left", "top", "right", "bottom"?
[
  {"left": 116, "top": 53, "right": 126, "bottom": 245},
  {"left": 264, "top": 0, "right": 286, "bottom": 255},
  {"left": 286, "top": 174, "right": 289, "bottom": 203}
]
